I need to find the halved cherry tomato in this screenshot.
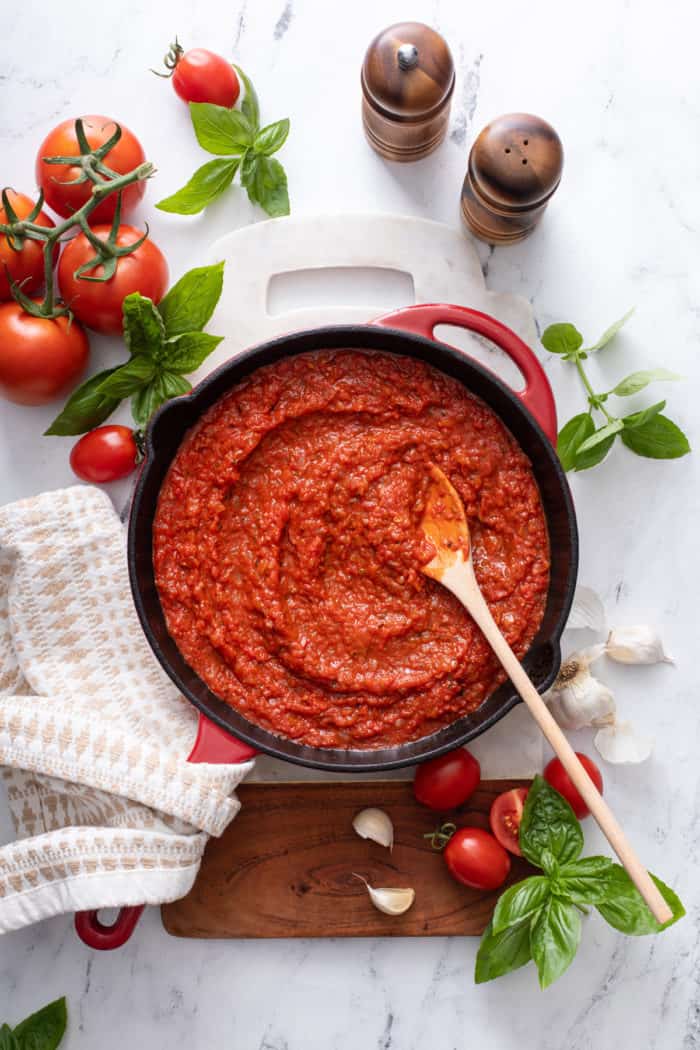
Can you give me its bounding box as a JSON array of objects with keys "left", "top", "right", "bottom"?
[
  {"left": 171, "top": 48, "right": 240, "bottom": 107},
  {"left": 0, "top": 191, "right": 57, "bottom": 301},
  {"left": 57, "top": 225, "right": 168, "bottom": 335},
  {"left": 0, "top": 302, "right": 89, "bottom": 405},
  {"left": 35, "top": 116, "right": 146, "bottom": 223},
  {"left": 444, "top": 827, "right": 511, "bottom": 891},
  {"left": 544, "top": 753, "right": 603, "bottom": 819},
  {"left": 414, "top": 747, "right": 481, "bottom": 811},
  {"left": 70, "top": 425, "right": 138, "bottom": 483},
  {"left": 489, "top": 787, "right": 528, "bottom": 856}
]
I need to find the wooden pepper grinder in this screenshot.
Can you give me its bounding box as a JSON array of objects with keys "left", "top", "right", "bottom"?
[
  {"left": 460, "top": 114, "right": 564, "bottom": 243},
  {"left": 361, "top": 22, "right": 455, "bottom": 162}
]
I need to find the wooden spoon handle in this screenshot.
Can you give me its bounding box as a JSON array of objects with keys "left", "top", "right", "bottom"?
[{"left": 446, "top": 564, "right": 672, "bottom": 925}]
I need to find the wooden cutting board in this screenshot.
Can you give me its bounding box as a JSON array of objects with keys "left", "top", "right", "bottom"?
[{"left": 162, "top": 779, "right": 533, "bottom": 939}]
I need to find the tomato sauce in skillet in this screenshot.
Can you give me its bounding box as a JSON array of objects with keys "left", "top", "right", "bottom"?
[{"left": 153, "top": 350, "right": 550, "bottom": 749}]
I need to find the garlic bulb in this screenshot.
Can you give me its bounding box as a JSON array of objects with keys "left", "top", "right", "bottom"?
[
  {"left": 594, "top": 720, "right": 654, "bottom": 764},
  {"left": 567, "top": 585, "right": 607, "bottom": 632},
  {"left": 605, "top": 626, "right": 674, "bottom": 665},
  {"left": 352, "top": 808, "right": 394, "bottom": 850},
  {"left": 353, "top": 874, "right": 415, "bottom": 915},
  {"left": 544, "top": 645, "right": 615, "bottom": 730}
]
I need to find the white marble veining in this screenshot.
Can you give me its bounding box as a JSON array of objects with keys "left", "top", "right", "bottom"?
[{"left": 1, "top": 0, "right": 699, "bottom": 1046}]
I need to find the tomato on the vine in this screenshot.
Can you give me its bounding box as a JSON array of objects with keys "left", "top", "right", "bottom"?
[
  {"left": 0, "top": 302, "right": 89, "bottom": 405},
  {"left": 57, "top": 225, "right": 168, "bottom": 335},
  {"left": 489, "top": 787, "right": 528, "bottom": 856},
  {"left": 70, "top": 425, "right": 139, "bottom": 483},
  {"left": 443, "top": 827, "right": 511, "bottom": 891},
  {"left": 35, "top": 116, "right": 146, "bottom": 223},
  {"left": 544, "top": 753, "right": 603, "bottom": 819},
  {"left": 414, "top": 747, "right": 481, "bottom": 811},
  {"left": 168, "top": 47, "right": 240, "bottom": 107},
  {"left": 0, "top": 191, "right": 57, "bottom": 301}
]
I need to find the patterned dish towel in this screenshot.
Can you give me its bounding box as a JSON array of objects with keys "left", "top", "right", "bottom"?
[{"left": 0, "top": 486, "right": 254, "bottom": 934}]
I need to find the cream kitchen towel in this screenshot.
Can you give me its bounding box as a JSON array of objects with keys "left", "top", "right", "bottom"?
[{"left": 0, "top": 486, "right": 254, "bottom": 934}]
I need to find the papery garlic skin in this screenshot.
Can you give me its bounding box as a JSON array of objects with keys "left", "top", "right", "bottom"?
[
  {"left": 605, "top": 626, "right": 674, "bottom": 665},
  {"left": 594, "top": 721, "right": 654, "bottom": 764},
  {"left": 352, "top": 808, "right": 394, "bottom": 850},
  {"left": 567, "top": 585, "right": 607, "bottom": 632},
  {"left": 353, "top": 875, "right": 415, "bottom": 915},
  {"left": 544, "top": 645, "right": 614, "bottom": 730}
]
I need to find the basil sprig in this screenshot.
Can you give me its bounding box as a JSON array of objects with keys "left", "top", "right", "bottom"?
[
  {"left": 542, "top": 311, "right": 690, "bottom": 471},
  {"left": 157, "top": 65, "right": 290, "bottom": 218},
  {"left": 1, "top": 998, "right": 67, "bottom": 1050},
  {"left": 475, "top": 776, "right": 684, "bottom": 989},
  {"left": 46, "top": 263, "right": 224, "bottom": 435}
]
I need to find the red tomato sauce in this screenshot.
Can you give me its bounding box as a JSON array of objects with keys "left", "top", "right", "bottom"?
[{"left": 153, "top": 350, "right": 550, "bottom": 749}]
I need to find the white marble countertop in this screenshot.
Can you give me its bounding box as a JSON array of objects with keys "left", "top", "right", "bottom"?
[{"left": 1, "top": 0, "right": 699, "bottom": 1046}]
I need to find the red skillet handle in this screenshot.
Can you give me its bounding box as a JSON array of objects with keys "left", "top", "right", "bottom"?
[
  {"left": 75, "top": 715, "right": 255, "bottom": 950},
  {"left": 373, "top": 303, "right": 557, "bottom": 444}
]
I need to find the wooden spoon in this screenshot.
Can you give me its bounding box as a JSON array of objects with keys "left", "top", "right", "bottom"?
[{"left": 419, "top": 464, "right": 672, "bottom": 924}]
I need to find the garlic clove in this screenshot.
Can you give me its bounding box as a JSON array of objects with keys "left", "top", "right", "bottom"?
[
  {"left": 353, "top": 874, "right": 415, "bottom": 915},
  {"left": 594, "top": 720, "right": 654, "bottom": 764},
  {"left": 544, "top": 646, "right": 614, "bottom": 730},
  {"left": 567, "top": 585, "right": 607, "bottom": 632},
  {"left": 352, "top": 807, "right": 394, "bottom": 850},
  {"left": 605, "top": 626, "right": 674, "bottom": 665}
]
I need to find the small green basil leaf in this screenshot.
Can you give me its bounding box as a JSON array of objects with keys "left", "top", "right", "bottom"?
[
  {"left": 556, "top": 856, "right": 615, "bottom": 904},
  {"left": 492, "top": 876, "right": 550, "bottom": 934},
  {"left": 234, "top": 65, "right": 260, "bottom": 130},
  {"left": 530, "top": 897, "right": 581, "bottom": 989},
  {"left": 557, "top": 413, "right": 595, "bottom": 472},
  {"left": 587, "top": 308, "right": 635, "bottom": 352},
  {"left": 541, "top": 323, "right": 583, "bottom": 357},
  {"left": 13, "top": 997, "right": 67, "bottom": 1050},
  {"left": 596, "top": 865, "right": 685, "bottom": 935},
  {"left": 538, "top": 849, "right": 558, "bottom": 878},
  {"left": 131, "top": 379, "right": 164, "bottom": 427},
  {"left": 622, "top": 400, "right": 666, "bottom": 430},
  {"left": 575, "top": 419, "right": 624, "bottom": 455},
  {"left": 241, "top": 154, "right": 290, "bottom": 217},
  {"left": 520, "top": 775, "right": 583, "bottom": 868},
  {"left": 95, "top": 356, "right": 156, "bottom": 399},
  {"left": 122, "top": 293, "right": 165, "bottom": 359},
  {"left": 160, "top": 371, "right": 193, "bottom": 399},
  {"left": 44, "top": 368, "right": 120, "bottom": 436},
  {"left": 0, "top": 1025, "right": 18, "bottom": 1050},
  {"left": 189, "top": 102, "right": 254, "bottom": 154},
  {"left": 611, "top": 368, "right": 681, "bottom": 397},
  {"left": 157, "top": 262, "right": 225, "bottom": 339},
  {"left": 156, "top": 158, "right": 240, "bottom": 216},
  {"left": 574, "top": 434, "right": 616, "bottom": 471},
  {"left": 474, "top": 918, "right": 532, "bottom": 984},
  {"left": 621, "top": 414, "right": 691, "bottom": 459},
  {"left": 162, "top": 332, "right": 224, "bottom": 374},
  {"left": 253, "top": 117, "right": 290, "bottom": 156}
]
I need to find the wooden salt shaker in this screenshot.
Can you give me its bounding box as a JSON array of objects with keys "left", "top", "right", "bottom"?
[
  {"left": 460, "top": 114, "right": 564, "bottom": 243},
  {"left": 361, "top": 22, "right": 455, "bottom": 162}
]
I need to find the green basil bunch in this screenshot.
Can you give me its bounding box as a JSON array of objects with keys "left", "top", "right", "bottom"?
[
  {"left": 157, "top": 66, "right": 290, "bottom": 218},
  {"left": 476, "top": 776, "right": 684, "bottom": 988},
  {"left": 0, "top": 998, "right": 66, "bottom": 1050}
]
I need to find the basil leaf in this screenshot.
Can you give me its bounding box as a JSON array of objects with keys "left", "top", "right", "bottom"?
[
  {"left": 163, "top": 332, "right": 224, "bottom": 374},
  {"left": 234, "top": 65, "right": 260, "bottom": 130},
  {"left": 0, "top": 1026, "right": 18, "bottom": 1050},
  {"left": 623, "top": 400, "right": 666, "bottom": 430},
  {"left": 160, "top": 372, "right": 193, "bottom": 398},
  {"left": 122, "top": 293, "right": 164, "bottom": 358},
  {"left": 555, "top": 856, "right": 615, "bottom": 904},
  {"left": 621, "top": 414, "right": 691, "bottom": 459},
  {"left": 13, "top": 997, "right": 67, "bottom": 1050},
  {"left": 541, "top": 323, "right": 583, "bottom": 357},
  {"left": 557, "top": 413, "right": 595, "bottom": 472},
  {"left": 241, "top": 154, "right": 290, "bottom": 217},
  {"left": 575, "top": 419, "right": 624, "bottom": 455},
  {"left": 520, "top": 775, "right": 583, "bottom": 868},
  {"left": 530, "top": 897, "right": 581, "bottom": 989},
  {"left": 574, "top": 433, "right": 616, "bottom": 471},
  {"left": 253, "top": 117, "right": 290, "bottom": 155},
  {"left": 474, "top": 918, "right": 532, "bottom": 984},
  {"left": 612, "top": 368, "right": 681, "bottom": 397},
  {"left": 587, "top": 308, "right": 635, "bottom": 352},
  {"left": 156, "top": 158, "right": 240, "bottom": 216},
  {"left": 131, "top": 379, "right": 165, "bottom": 427},
  {"left": 597, "top": 865, "right": 685, "bottom": 935},
  {"left": 189, "top": 102, "right": 254, "bottom": 154},
  {"left": 44, "top": 368, "right": 120, "bottom": 436},
  {"left": 492, "top": 876, "right": 550, "bottom": 933},
  {"left": 95, "top": 356, "right": 156, "bottom": 398},
  {"left": 157, "top": 262, "right": 225, "bottom": 338}
]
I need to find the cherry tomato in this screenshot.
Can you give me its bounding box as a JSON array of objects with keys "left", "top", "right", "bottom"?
[
  {"left": 489, "top": 787, "right": 528, "bottom": 856},
  {"left": 444, "top": 827, "right": 511, "bottom": 891},
  {"left": 0, "top": 302, "right": 89, "bottom": 406},
  {"left": 57, "top": 225, "right": 168, "bottom": 335},
  {"left": 544, "top": 753, "right": 603, "bottom": 819},
  {"left": 414, "top": 748, "right": 481, "bottom": 811},
  {"left": 0, "top": 191, "right": 57, "bottom": 301},
  {"left": 35, "top": 116, "right": 146, "bottom": 223},
  {"left": 70, "top": 425, "right": 139, "bottom": 483},
  {"left": 171, "top": 49, "right": 240, "bottom": 107}
]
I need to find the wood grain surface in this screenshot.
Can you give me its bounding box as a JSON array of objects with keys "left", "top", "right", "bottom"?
[{"left": 162, "top": 779, "right": 533, "bottom": 939}]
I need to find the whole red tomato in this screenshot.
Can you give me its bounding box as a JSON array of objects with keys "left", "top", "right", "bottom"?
[
  {"left": 414, "top": 748, "right": 481, "bottom": 811},
  {"left": 58, "top": 225, "right": 168, "bottom": 334},
  {"left": 0, "top": 191, "right": 57, "bottom": 301},
  {"left": 70, "top": 425, "right": 138, "bottom": 483},
  {"left": 489, "top": 787, "right": 528, "bottom": 856},
  {"left": 544, "top": 753, "right": 603, "bottom": 819},
  {"left": 171, "top": 49, "right": 240, "bottom": 107},
  {"left": 0, "top": 302, "right": 89, "bottom": 405},
  {"left": 35, "top": 116, "right": 146, "bottom": 223},
  {"left": 444, "top": 827, "right": 511, "bottom": 891}
]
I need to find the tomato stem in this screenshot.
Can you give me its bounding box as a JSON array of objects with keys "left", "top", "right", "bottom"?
[{"left": 424, "top": 821, "right": 457, "bottom": 851}]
